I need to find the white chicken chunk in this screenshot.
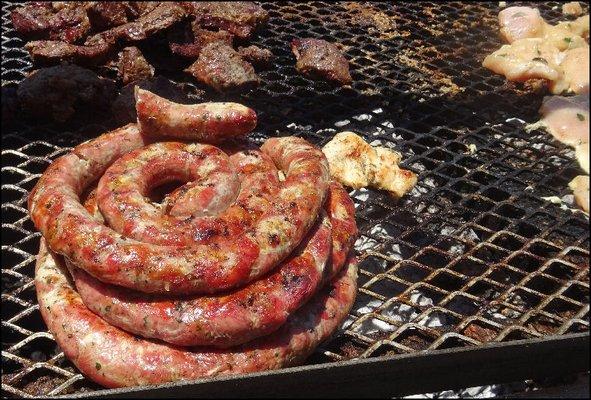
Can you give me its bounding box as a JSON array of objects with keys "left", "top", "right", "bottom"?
[
  {"left": 559, "top": 46, "right": 590, "bottom": 94},
  {"left": 498, "top": 7, "right": 545, "bottom": 43},
  {"left": 538, "top": 95, "right": 589, "bottom": 147},
  {"left": 563, "top": 2, "right": 584, "bottom": 17},
  {"left": 482, "top": 38, "right": 565, "bottom": 83},
  {"left": 569, "top": 175, "right": 589, "bottom": 212},
  {"left": 322, "top": 131, "right": 417, "bottom": 198},
  {"left": 537, "top": 95, "right": 589, "bottom": 173}
]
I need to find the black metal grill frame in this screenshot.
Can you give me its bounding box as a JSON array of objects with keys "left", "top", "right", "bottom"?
[{"left": 1, "top": 1, "right": 589, "bottom": 398}]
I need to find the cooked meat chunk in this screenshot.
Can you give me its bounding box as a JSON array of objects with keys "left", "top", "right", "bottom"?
[
  {"left": 125, "top": 2, "right": 161, "bottom": 19},
  {"left": 25, "top": 40, "right": 113, "bottom": 66},
  {"left": 112, "top": 76, "right": 188, "bottom": 124},
  {"left": 87, "top": 2, "right": 130, "bottom": 31},
  {"left": 182, "top": 2, "right": 269, "bottom": 39},
  {"left": 569, "top": 175, "right": 589, "bottom": 213},
  {"left": 498, "top": 6, "right": 545, "bottom": 43},
  {"left": 85, "top": 2, "right": 186, "bottom": 46},
  {"left": 291, "top": 38, "right": 352, "bottom": 85},
  {"left": 563, "top": 2, "right": 584, "bottom": 17},
  {"left": 117, "top": 46, "right": 155, "bottom": 85},
  {"left": 322, "top": 131, "right": 417, "bottom": 198},
  {"left": 185, "top": 42, "right": 259, "bottom": 91},
  {"left": 11, "top": 2, "right": 91, "bottom": 43},
  {"left": 483, "top": 38, "right": 566, "bottom": 92},
  {"left": 560, "top": 46, "right": 590, "bottom": 94},
  {"left": 170, "top": 28, "right": 233, "bottom": 58},
  {"left": 238, "top": 45, "right": 274, "bottom": 68},
  {"left": 1, "top": 86, "right": 19, "bottom": 128},
  {"left": 536, "top": 95, "right": 589, "bottom": 173},
  {"left": 17, "top": 65, "right": 116, "bottom": 123},
  {"left": 498, "top": 6, "right": 588, "bottom": 49}
]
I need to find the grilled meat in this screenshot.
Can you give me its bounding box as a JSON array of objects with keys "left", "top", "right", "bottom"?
[
  {"left": 17, "top": 65, "right": 116, "bottom": 123},
  {"left": 185, "top": 41, "right": 259, "bottom": 91},
  {"left": 11, "top": 2, "right": 91, "bottom": 43},
  {"left": 536, "top": 95, "right": 589, "bottom": 173},
  {"left": 182, "top": 1, "right": 269, "bottom": 39},
  {"left": 111, "top": 76, "right": 188, "bottom": 124},
  {"left": 291, "top": 38, "right": 352, "bottom": 85},
  {"left": 238, "top": 45, "right": 274, "bottom": 68},
  {"left": 170, "top": 27, "right": 234, "bottom": 58},
  {"left": 25, "top": 40, "right": 113, "bottom": 66},
  {"left": 563, "top": 2, "right": 584, "bottom": 16},
  {"left": 322, "top": 131, "right": 417, "bottom": 198},
  {"left": 117, "top": 46, "right": 154, "bottom": 85},
  {"left": 569, "top": 175, "right": 589, "bottom": 213},
  {"left": 87, "top": 2, "right": 130, "bottom": 31},
  {"left": 498, "top": 6, "right": 545, "bottom": 43},
  {"left": 85, "top": 2, "right": 186, "bottom": 46}
]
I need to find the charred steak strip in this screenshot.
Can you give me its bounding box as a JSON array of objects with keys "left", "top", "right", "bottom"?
[
  {"left": 238, "top": 45, "right": 274, "bottom": 68},
  {"left": 36, "top": 240, "right": 357, "bottom": 388},
  {"left": 182, "top": 1, "right": 269, "bottom": 39},
  {"left": 87, "top": 2, "right": 131, "bottom": 31},
  {"left": 185, "top": 41, "right": 260, "bottom": 92},
  {"left": 25, "top": 40, "right": 113, "bottom": 67},
  {"left": 85, "top": 2, "right": 187, "bottom": 46},
  {"left": 11, "top": 2, "right": 91, "bottom": 43},
  {"left": 117, "top": 46, "right": 154, "bottom": 85},
  {"left": 170, "top": 28, "right": 234, "bottom": 59},
  {"left": 291, "top": 38, "right": 352, "bottom": 85}
]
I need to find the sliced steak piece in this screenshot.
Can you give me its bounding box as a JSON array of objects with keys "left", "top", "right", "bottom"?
[
  {"left": 111, "top": 76, "right": 188, "bottom": 124},
  {"left": 291, "top": 38, "right": 352, "bottom": 85},
  {"left": 182, "top": 1, "right": 269, "bottom": 39},
  {"left": 25, "top": 40, "right": 113, "bottom": 67},
  {"left": 11, "top": 2, "right": 91, "bottom": 43},
  {"left": 238, "top": 45, "right": 274, "bottom": 68},
  {"left": 117, "top": 46, "right": 155, "bottom": 85},
  {"left": 87, "top": 2, "right": 130, "bottom": 31},
  {"left": 170, "top": 27, "right": 234, "bottom": 58},
  {"left": 185, "top": 41, "right": 259, "bottom": 91},
  {"left": 125, "top": 1, "right": 161, "bottom": 19},
  {"left": 85, "top": 2, "right": 186, "bottom": 46},
  {"left": 17, "top": 65, "right": 116, "bottom": 123}
]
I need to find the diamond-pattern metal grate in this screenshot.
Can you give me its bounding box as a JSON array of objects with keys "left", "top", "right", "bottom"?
[{"left": 2, "top": 1, "right": 589, "bottom": 397}]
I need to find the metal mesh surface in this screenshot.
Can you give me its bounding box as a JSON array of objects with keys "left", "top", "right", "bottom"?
[{"left": 2, "top": 1, "right": 590, "bottom": 397}]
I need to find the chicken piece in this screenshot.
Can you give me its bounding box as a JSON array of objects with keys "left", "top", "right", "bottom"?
[
  {"left": 559, "top": 46, "right": 590, "bottom": 94},
  {"left": 498, "top": 6, "right": 545, "bottom": 43},
  {"left": 117, "top": 46, "right": 154, "bottom": 85},
  {"left": 563, "top": 2, "right": 584, "bottom": 17},
  {"left": 538, "top": 95, "right": 589, "bottom": 148},
  {"left": 482, "top": 38, "right": 565, "bottom": 84},
  {"left": 322, "top": 131, "right": 417, "bottom": 198},
  {"left": 291, "top": 38, "right": 352, "bottom": 85},
  {"left": 542, "top": 21, "right": 588, "bottom": 51},
  {"left": 569, "top": 175, "right": 589, "bottom": 212},
  {"left": 574, "top": 15, "right": 590, "bottom": 41},
  {"left": 536, "top": 95, "right": 589, "bottom": 174},
  {"left": 184, "top": 42, "right": 259, "bottom": 92},
  {"left": 576, "top": 141, "right": 589, "bottom": 174}
]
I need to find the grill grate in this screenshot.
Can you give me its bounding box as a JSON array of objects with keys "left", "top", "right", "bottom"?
[{"left": 2, "top": 1, "right": 589, "bottom": 397}]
